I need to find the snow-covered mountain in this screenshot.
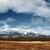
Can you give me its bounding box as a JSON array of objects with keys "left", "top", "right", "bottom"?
[
  {"left": 0, "top": 24, "right": 49, "bottom": 37},
  {"left": 0, "top": 29, "right": 49, "bottom": 37},
  {"left": 0, "top": 31, "right": 24, "bottom": 37}
]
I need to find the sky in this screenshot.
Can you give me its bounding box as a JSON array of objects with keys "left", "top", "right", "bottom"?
[{"left": 0, "top": 0, "right": 50, "bottom": 35}]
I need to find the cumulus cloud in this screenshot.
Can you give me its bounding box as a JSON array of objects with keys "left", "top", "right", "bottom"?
[
  {"left": 0, "top": 0, "right": 50, "bottom": 18},
  {"left": 31, "top": 17, "right": 43, "bottom": 25},
  {"left": 0, "top": 0, "right": 50, "bottom": 36},
  {"left": 31, "top": 16, "right": 50, "bottom": 26},
  {"left": 17, "top": 23, "right": 31, "bottom": 29},
  {"left": 35, "top": 27, "right": 50, "bottom": 35},
  {"left": 17, "top": 25, "right": 30, "bottom": 29},
  {"left": 0, "top": 17, "right": 16, "bottom": 24},
  {"left": 0, "top": 24, "right": 32, "bottom": 34},
  {"left": 0, "top": 24, "right": 50, "bottom": 35},
  {"left": 35, "top": 6, "right": 50, "bottom": 18}
]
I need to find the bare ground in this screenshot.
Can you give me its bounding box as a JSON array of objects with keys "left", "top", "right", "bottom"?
[{"left": 0, "top": 41, "right": 50, "bottom": 50}]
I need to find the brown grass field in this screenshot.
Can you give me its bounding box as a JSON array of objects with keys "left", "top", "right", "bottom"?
[{"left": 0, "top": 41, "right": 50, "bottom": 50}]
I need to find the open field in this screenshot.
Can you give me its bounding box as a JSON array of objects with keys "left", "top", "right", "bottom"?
[{"left": 0, "top": 41, "right": 50, "bottom": 50}]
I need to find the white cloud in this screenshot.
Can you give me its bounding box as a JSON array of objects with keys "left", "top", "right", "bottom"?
[
  {"left": 6, "top": 17, "right": 16, "bottom": 22},
  {"left": 0, "top": 24, "right": 11, "bottom": 34},
  {"left": 31, "top": 16, "right": 50, "bottom": 26},
  {"left": 43, "top": 26, "right": 50, "bottom": 29},
  {"left": 17, "top": 25, "right": 30, "bottom": 29},
  {"left": 0, "top": 17, "right": 16, "bottom": 24},
  {"left": 35, "top": 27, "right": 50, "bottom": 35},
  {"left": 0, "top": 0, "right": 50, "bottom": 35},
  {"left": 0, "top": 24, "right": 50, "bottom": 35},
  {"left": 32, "top": 17, "right": 43, "bottom": 25},
  {"left": 0, "top": 0, "right": 10, "bottom": 13},
  {"left": 17, "top": 23, "right": 31, "bottom": 29},
  {"left": 35, "top": 6, "right": 50, "bottom": 18},
  {"left": 0, "top": 24, "right": 10, "bottom": 30},
  {"left": 0, "top": 0, "right": 50, "bottom": 18},
  {"left": 0, "top": 24, "right": 31, "bottom": 34}
]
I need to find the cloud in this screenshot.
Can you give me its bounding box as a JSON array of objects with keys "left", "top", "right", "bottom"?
[
  {"left": 31, "top": 16, "right": 50, "bottom": 26},
  {"left": 35, "top": 6, "right": 50, "bottom": 18},
  {"left": 17, "top": 23, "right": 31, "bottom": 29},
  {"left": 0, "top": 0, "right": 50, "bottom": 18},
  {"left": 0, "top": 24, "right": 50, "bottom": 35},
  {"left": 0, "top": 24, "right": 31, "bottom": 34},
  {"left": 0, "top": 0, "right": 10, "bottom": 13},
  {"left": 0, "top": 17, "right": 16, "bottom": 24},
  {"left": 0, "top": 24, "right": 11, "bottom": 34},
  {"left": 31, "top": 17, "right": 43, "bottom": 25},
  {"left": 0, "top": 0, "right": 50, "bottom": 35},
  {"left": 43, "top": 26, "right": 50, "bottom": 29},
  {"left": 17, "top": 25, "right": 30, "bottom": 29},
  {"left": 35, "top": 26, "right": 50, "bottom": 35}
]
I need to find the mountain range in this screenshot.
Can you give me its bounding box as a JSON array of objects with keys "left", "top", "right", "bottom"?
[{"left": 0, "top": 30, "right": 49, "bottom": 38}]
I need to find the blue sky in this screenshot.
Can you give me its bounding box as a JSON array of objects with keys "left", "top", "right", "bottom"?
[
  {"left": 0, "top": 10, "right": 33, "bottom": 28},
  {"left": 0, "top": 0, "right": 50, "bottom": 35},
  {"left": 0, "top": 10, "right": 48, "bottom": 29}
]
